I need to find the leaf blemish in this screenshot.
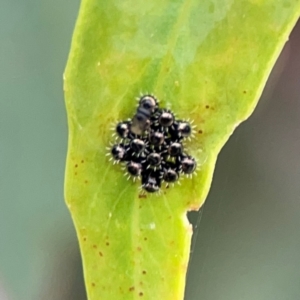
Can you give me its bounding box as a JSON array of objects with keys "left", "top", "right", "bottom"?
[
  {"left": 129, "top": 286, "right": 135, "bottom": 292},
  {"left": 149, "top": 223, "right": 156, "bottom": 230}
]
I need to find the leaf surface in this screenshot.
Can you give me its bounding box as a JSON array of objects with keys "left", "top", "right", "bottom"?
[{"left": 64, "top": 1, "right": 300, "bottom": 299}]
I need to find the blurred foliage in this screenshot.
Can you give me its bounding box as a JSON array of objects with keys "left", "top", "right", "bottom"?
[{"left": 0, "top": 0, "right": 81, "bottom": 299}]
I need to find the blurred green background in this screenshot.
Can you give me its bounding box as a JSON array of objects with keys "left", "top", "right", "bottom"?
[{"left": 0, "top": 1, "right": 299, "bottom": 299}]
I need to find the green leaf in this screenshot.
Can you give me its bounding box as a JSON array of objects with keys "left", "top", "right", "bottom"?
[{"left": 64, "top": 1, "right": 300, "bottom": 299}]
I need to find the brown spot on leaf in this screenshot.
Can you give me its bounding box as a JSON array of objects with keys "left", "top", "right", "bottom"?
[
  {"left": 92, "top": 283, "right": 95, "bottom": 287},
  {"left": 75, "top": 164, "right": 78, "bottom": 168},
  {"left": 189, "top": 203, "right": 200, "bottom": 211},
  {"left": 81, "top": 160, "right": 84, "bottom": 163},
  {"left": 106, "top": 242, "right": 110, "bottom": 246},
  {"left": 205, "top": 105, "right": 210, "bottom": 109},
  {"left": 99, "top": 252, "right": 103, "bottom": 257},
  {"left": 181, "top": 263, "right": 188, "bottom": 271},
  {"left": 144, "top": 237, "right": 147, "bottom": 241},
  {"left": 137, "top": 246, "right": 142, "bottom": 251},
  {"left": 142, "top": 270, "right": 146, "bottom": 275},
  {"left": 129, "top": 287, "right": 135, "bottom": 292},
  {"left": 93, "top": 245, "right": 97, "bottom": 249},
  {"left": 139, "top": 292, "right": 144, "bottom": 296},
  {"left": 198, "top": 130, "right": 203, "bottom": 134},
  {"left": 139, "top": 194, "right": 147, "bottom": 199}
]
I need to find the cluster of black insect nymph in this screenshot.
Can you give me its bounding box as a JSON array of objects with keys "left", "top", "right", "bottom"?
[{"left": 107, "top": 94, "right": 197, "bottom": 194}]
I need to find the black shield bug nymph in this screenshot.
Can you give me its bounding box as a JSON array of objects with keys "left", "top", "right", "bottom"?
[
  {"left": 138, "top": 95, "right": 158, "bottom": 113},
  {"left": 149, "top": 131, "right": 164, "bottom": 146},
  {"left": 130, "top": 138, "right": 146, "bottom": 155},
  {"left": 147, "top": 152, "right": 162, "bottom": 167},
  {"left": 141, "top": 174, "right": 161, "bottom": 193},
  {"left": 163, "top": 168, "right": 179, "bottom": 183},
  {"left": 177, "top": 121, "right": 192, "bottom": 138},
  {"left": 126, "top": 161, "right": 142, "bottom": 177},
  {"left": 158, "top": 110, "right": 174, "bottom": 127},
  {"left": 130, "top": 95, "right": 159, "bottom": 135},
  {"left": 168, "top": 142, "right": 182, "bottom": 157},
  {"left": 180, "top": 156, "right": 197, "bottom": 175},
  {"left": 142, "top": 177, "right": 160, "bottom": 193},
  {"left": 116, "top": 121, "right": 130, "bottom": 139},
  {"left": 110, "top": 144, "right": 127, "bottom": 162}
]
